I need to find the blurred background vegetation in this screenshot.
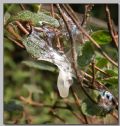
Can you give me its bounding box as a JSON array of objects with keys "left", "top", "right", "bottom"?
[{"left": 4, "top": 4, "right": 118, "bottom": 124}]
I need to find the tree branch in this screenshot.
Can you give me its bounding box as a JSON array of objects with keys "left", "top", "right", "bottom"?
[
  {"left": 105, "top": 5, "right": 118, "bottom": 49},
  {"left": 63, "top": 4, "right": 118, "bottom": 67}
]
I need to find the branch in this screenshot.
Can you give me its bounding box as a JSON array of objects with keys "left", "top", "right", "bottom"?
[
  {"left": 51, "top": 4, "right": 55, "bottom": 17},
  {"left": 19, "top": 96, "right": 68, "bottom": 109},
  {"left": 91, "top": 60, "right": 95, "bottom": 86},
  {"left": 20, "top": 4, "right": 25, "bottom": 10},
  {"left": 15, "top": 21, "right": 29, "bottom": 35},
  {"left": 56, "top": 4, "right": 98, "bottom": 105},
  {"left": 81, "top": 4, "right": 94, "bottom": 26},
  {"left": 49, "top": 110, "right": 66, "bottom": 123},
  {"left": 105, "top": 5, "right": 118, "bottom": 49},
  {"left": 6, "top": 24, "right": 21, "bottom": 40},
  {"left": 50, "top": 4, "right": 63, "bottom": 51},
  {"left": 71, "top": 87, "right": 88, "bottom": 124},
  {"left": 20, "top": 95, "right": 85, "bottom": 123},
  {"left": 63, "top": 4, "right": 118, "bottom": 67},
  {"left": 6, "top": 36, "right": 25, "bottom": 48}
]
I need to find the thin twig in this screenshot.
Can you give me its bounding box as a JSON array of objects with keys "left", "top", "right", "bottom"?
[
  {"left": 66, "top": 103, "right": 85, "bottom": 123},
  {"left": 56, "top": 4, "right": 77, "bottom": 69},
  {"left": 48, "top": 100, "right": 66, "bottom": 123},
  {"left": 6, "top": 36, "right": 24, "bottom": 48},
  {"left": 15, "top": 21, "right": 29, "bottom": 35},
  {"left": 20, "top": 95, "right": 85, "bottom": 123},
  {"left": 65, "top": 4, "right": 80, "bottom": 22},
  {"left": 83, "top": 71, "right": 108, "bottom": 90},
  {"left": 63, "top": 4, "right": 118, "bottom": 67},
  {"left": 20, "top": 4, "right": 25, "bottom": 10},
  {"left": 56, "top": 4, "right": 97, "bottom": 105},
  {"left": 61, "top": 4, "right": 118, "bottom": 108},
  {"left": 93, "top": 64, "right": 111, "bottom": 77},
  {"left": 6, "top": 24, "right": 21, "bottom": 40},
  {"left": 50, "top": 110, "right": 66, "bottom": 123},
  {"left": 19, "top": 96, "right": 68, "bottom": 109},
  {"left": 51, "top": 4, "right": 63, "bottom": 51},
  {"left": 81, "top": 4, "right": 94, "bottom": 26},
  {"left": 91, "top": 60, "right": 95, "bottom": 86},
  {"left": 111, "top": 111, "right": 118, "bottom": 120},
  {"left": 51, "top": 4, "right": 55, "bottom": 17},
  {"left": 71, "top": 87, "right": 88, "bottom": 124},
  {"left": 71, "top": 87, "right": 81, "bottom": 106},
  {"left": 83, "top": 70, "right": 118, "bottom": 109},
  {"left": 105, "top": 5, "right": 118, "bottom": 49}
]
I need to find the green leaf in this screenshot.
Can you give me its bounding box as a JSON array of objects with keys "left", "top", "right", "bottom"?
[
  {"left": 91, "top": 30, "right": 112, "bottom": 45},
  {"left": 96, "top": 57, "right": 108, "bottom": 68},
  {"left": 101, "top": 45, "right": 118, "bottom": 62},
  {"left": 77, "top": 42, "right": 94, "bottom": 67},
  {"left": 30, "top": 4, "right": 41, "bottom": 12},
  {"left": 105, "top": 69, "right": 118, "bottom": 76},
  {"left": 101, "top": 76, "right": 118, "bottom": 85},
  {"left": 8, "top": 10, "right": 60, "bottom": 27},
  {"left": 81, "top": 99, "right": 107, "bottom": 116},
  {"left": 22, "top": 60, "right": 57, "bottom": 72}
]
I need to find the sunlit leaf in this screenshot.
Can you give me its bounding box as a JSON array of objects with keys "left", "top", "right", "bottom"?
[
  {"left": 96, "top": 57, "right": 108, "bottom": 68},
  {"left": 8, "top": 10, "right": 60, "bottom": 27},
  {"left": 91, "top": 30, "right": 112, "bottom": 45}
]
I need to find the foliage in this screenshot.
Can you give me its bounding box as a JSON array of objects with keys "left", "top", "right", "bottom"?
[
  {"left": 4, "top": 4, "right": 118, "bottom": 124},
  {"left": 77, "top": 41, "right": 95, "bottom": 68},
  {"left": 91, "top": 30, "right": 112, "bottom": 45}
]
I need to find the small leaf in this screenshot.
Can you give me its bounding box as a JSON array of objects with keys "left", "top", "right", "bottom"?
[
  {"left": 22, "top": 60, "right": 56, "bottom": 72},
  {"left": 101, "top": 77, "right": 118, "bottom": 85},
  {"left": 77, "top": 42, "right": 94, "bottom": 67},
  {"left": 8, "top": 10, "right": 60, "bottom": 27},
  {"left": 91, "top": 30, "right": 112, "bottom": 45},
  {"left": 105, "top": 69, "right": 118, "bottom": 76},
  {"left": 101, "top": 45, "right": 118, "bottom": 62},
  {"left": 96, "top": 57, "right": 108, "bottom": 68},
  {"left": 81, "top": 99, "right": 107, "bottom": 116}
]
